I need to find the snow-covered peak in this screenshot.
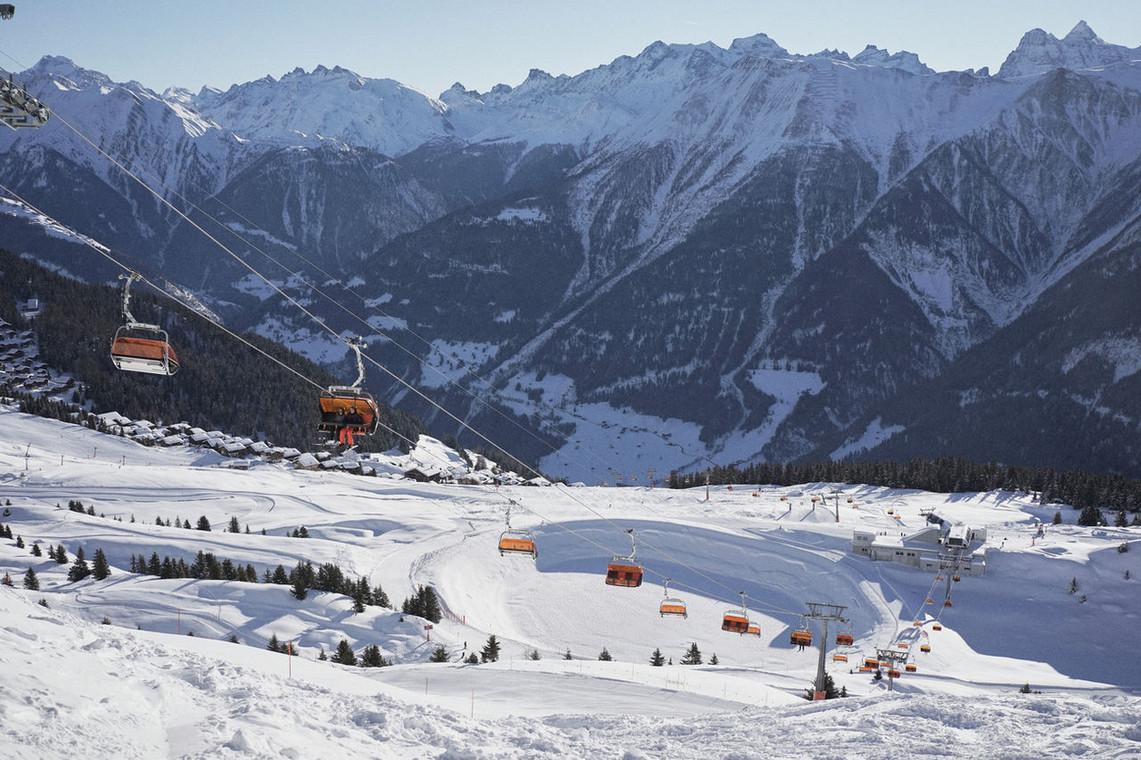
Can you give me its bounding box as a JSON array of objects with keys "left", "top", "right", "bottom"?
[
  {"left": 998, "top": 21, "right": 1141, "bottom": 79},
  {"left": 851, "top": 45, "right": 934, "bottom": 76},
  {"left": 1065, "top": 20, "right": 1103, "bottom": 44},
  {"left": 24, "top": 55, "right": 113, "bottom": 90},
  {"left": 191, "top": 65, "right": 450, "bottom": 157},
  {"left": 727, "top": 32, "right": 790, "bottom": 59},
  {"left": 439, "top": 82, "right": 483, "bottom": 107}
]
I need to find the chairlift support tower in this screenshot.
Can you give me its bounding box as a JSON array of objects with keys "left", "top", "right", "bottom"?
[
  {"left": 938, "top": 549, "right": 970, "bottom": 607},
  {"left": 804, "top": 601, "right": 847, "bottom": 700},
  {"left": 875, "top": 647, "right": 910, "bottom": 691}
]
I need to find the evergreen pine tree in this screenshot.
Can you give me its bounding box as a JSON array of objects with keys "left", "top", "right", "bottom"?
[
  {"left": 23, "top": 567, "right": 38, "bottom": 590},
  {"left": 318, "top": 648, "right": 327, "bottom": 661},
  {"left": 67, "top": 546, "right": 91, "bottom": 582},
  {"left": 373, "top": 583, "right": 390, "bottom": 608},
  {"left": 228, "top": 516, "right": 241, "bottom": 533},
  {"left": 430, "top": 645, "right": 450, "bottom": 662},
  {"left": 55, "top": 544, "right": 68, "bottom": 565},
  {"left": 92, "top": 548, "right": 110, "bottom": 580},
  {"left": 1077, "top": 505, "right": 1102, "bottom": 526},
  {"left": 31, "top": 542, "right": 41, "bottom": 557},
  {"left": 267, "top": 634, "right": 280, "bottom": 652},
  {"left": 528, "top": 649, "right": 541, "bottom": 660},
  {"left": 650, "top": 647, "right": 665, "bottom": 666},
  {"left": 332, "top": 638, "right": 357, "bottom": 666},
  {"left": 1052, "top": 511, "right": 1062, "bottom": 525},
  {"left": 598, "top": 647, "right": 612, "bottom": 661},
  {"left": 1115, "top": 510, "right": 1128, "bottom": 527},
  {"left": 290, "top": 571, "right": 308, "bottom": 601},
  {"left": 351, "top": 580, "right": 367, "bottom": 613},
  {"left": 196, "top": 515, "right": 211, "bottom": 531},
  {"left": 15, "top": 535, "right": 23, "bottom": 549},
  {"left": 564, "top": 649, "right": 573, "bottom": 660},
  {"left": 709, "top": 654, "right": 719, "bottom": 665},
  {"left": 418, "top": 585, "right": 442, "bottom": 623},
  {"left": 360, "top": 644, "right": 385, "bottom": 667},
  {"left": 480, "top": 634, "right": 501, "bottom": 663},
  {"left": 681, "top": 642, "right": 702, "bottom": 665},
  {"left": 465, "top": 653, "right": 479, "bottom": 664},
  {"left": 804, "top": 673, "right": 838, "bottom": 700}
]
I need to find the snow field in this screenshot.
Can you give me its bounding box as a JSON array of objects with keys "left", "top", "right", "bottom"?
[{"left": 0, "top": 407, "right": 1139, "bottom": 757}]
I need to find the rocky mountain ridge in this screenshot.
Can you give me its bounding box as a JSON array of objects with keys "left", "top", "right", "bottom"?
[{"left": 1, "top": 22, "right": 1140, "bottom": 481}]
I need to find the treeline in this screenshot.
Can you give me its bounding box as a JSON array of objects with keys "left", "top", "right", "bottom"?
[
  {"left": 672, "top": 456, "right": 1141, "bottom": 512},
  {"left": 128, "top": 552, "right": 391, "bottom": 610},
  {"left": 0, "top": 248, "right": 427, "bottom": 452}
]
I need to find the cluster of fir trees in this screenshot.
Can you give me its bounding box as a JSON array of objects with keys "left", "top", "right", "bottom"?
[
  {"left": 673, "top": 456, "right": 1141, "bottom": 513},
  {"left": 264, "top": 634, "right": 392, "bottom": 667},
  {"left": 400, "top": 585, "right": 442, "bottom": 623},
  {"left": 0, "top": 248, "right": 428, "bottom": 453},
  {"left": 287, "top": 561, "right": 390, "bottom": 611},
  {"left": 1075, "top": 504, "right": 1141, "bottom": 527},
  {"left": 129, "top": 551, "right": 259, "bottom": 583},
  {"left": 128, "top": 552, "right": 391, "bottom": 610},
  {"left": 6, "top": 533, "right": 111, "bottom": 589}
]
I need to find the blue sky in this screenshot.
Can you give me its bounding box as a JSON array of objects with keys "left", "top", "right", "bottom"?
[{"left": 2, "top": 0, "right": 1138, "bottom": 96}]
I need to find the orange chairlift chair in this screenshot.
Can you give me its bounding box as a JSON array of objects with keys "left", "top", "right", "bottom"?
[
  {"left": 605, "top": 528, "right": 643, "bottom": 587},
  {"left": 109, "top": 273, "right": 179, "bottom": 376}
]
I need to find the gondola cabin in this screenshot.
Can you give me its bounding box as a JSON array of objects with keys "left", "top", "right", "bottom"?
[
  {"left": 745, "top": 623, "right": 761, "bottom": 636},
  {"left": 659, "top": 598, "right": 688, "bottom": 618},
  {"left": 888, "top": 669, "right": 901, "bottom": 679},
  {"left": 898, "top": 642, "right": 909, "bottom": 649},
  {"left": 943, "top": 600, "right": 953, "bottom": 607},
  {"left": 835, "top": 633, "right": 854, "bottom": 646},
  {"left": 498, "top": 531, "right": 537, "bottom": 558},
  {"left": 864, "top": 657, "right": 879, "bottom": 669},
  {"left": 605, "top": 561, "right": 643, "bottom": 587},
  {"left": 905, "top": 664, "right": 917, "bottom": 673},
  {"left": 722, "top": 610, "right": 750, "bottom": 633},
  {"left": 932, "top": 624, "right": 943, "bottom": 631},
  {"left": 920, "top": 644, "right": 931, "bottom": 653},
  {"left": 833, "top": 654, "right": 848, "bottom": 663},
  {"left": 790, "top": 629, "right": 813, "bottom": 647},
  {"left": 110, "top": 331, "right": 179, "bottom": 375}
]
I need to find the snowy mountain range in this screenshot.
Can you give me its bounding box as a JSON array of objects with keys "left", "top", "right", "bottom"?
[{"left": 2, "top": 22, "right": 1141, "bottom": 482}]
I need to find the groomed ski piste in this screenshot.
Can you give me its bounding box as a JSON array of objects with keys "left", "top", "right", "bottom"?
[{"left": 1, "top": 407, "right": 1139, "bottom": 758}]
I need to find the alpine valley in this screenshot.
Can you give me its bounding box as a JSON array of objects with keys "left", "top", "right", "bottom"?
[{"left": 2, "top": 21, "right": 1141, "bottom": 483}]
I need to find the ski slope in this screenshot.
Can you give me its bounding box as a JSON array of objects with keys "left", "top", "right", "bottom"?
[{"left": 0, "top": 406, "right": 1139, "bottom": 758}]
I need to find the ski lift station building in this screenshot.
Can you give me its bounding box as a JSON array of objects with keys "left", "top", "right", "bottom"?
[{"left": 851, "top": 521, "right": 988, "bottom": 576}]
